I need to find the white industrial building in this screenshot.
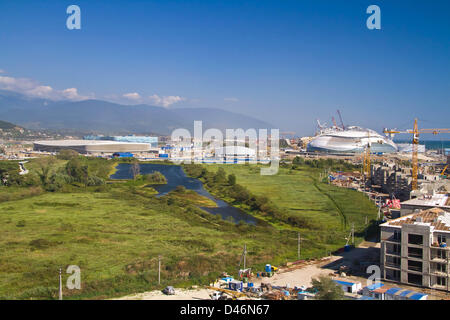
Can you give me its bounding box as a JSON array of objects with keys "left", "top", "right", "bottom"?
[
  {"left": 33, "top": 140, "right": 151, "bottom": 154},
  {"left": 214, "top": 146, "right": 256, "bottom": 158}
]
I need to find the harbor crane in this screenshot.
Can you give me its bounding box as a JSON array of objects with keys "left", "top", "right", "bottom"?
[{"left": 384, "top": 119, "right": 450, "bottom": 190}]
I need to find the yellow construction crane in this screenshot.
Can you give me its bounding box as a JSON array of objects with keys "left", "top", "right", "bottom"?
[
  {"left": 441, "top": 165, "right": 449, "bottom": 176},
  {"left": 384, "top": 119, "right": 450, "bottom": 190}
]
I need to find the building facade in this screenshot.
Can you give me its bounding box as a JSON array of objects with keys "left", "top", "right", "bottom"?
[
  {"left": 380, "top": 208, "right": 450, "bottom": 291},
  {"left": 33, "top": 140, "right": 151, "bottom": 154},
  {"left": 84, "top": 135, "right": 159, "bottom": 147}
]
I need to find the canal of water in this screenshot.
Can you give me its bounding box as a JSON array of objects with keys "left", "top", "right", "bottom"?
[{"left": 110, "top": 163, "right": 258, "bottom": 225}]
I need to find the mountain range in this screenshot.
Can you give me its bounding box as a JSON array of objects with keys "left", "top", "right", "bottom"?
[{"left": 0, "top": 90, "right": 273, "bottom": 135}]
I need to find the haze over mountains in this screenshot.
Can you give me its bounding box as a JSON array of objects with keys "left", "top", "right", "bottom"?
[{"left": 0, "top": 90, "right": 273, "bottom": 135}]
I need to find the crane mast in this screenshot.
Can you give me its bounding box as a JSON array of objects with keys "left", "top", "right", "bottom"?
[
  {"left": 412, "top": 119, "right": 419, "bottom": 190},
  {"left": 332, "top": 116, "right": 338, "bottom": 128},
  {"left": 337, "top": 110, "right": 345, "bottom": 130},
  {"left": 384, "top": 119, "right": 450, "bottom": 191}
]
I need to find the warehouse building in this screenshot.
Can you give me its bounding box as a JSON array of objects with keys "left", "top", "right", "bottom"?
[
  {"left": 214, "top": 146, "right": 256, "bottom": 158},
  {"left": 84, "top": 135, "right": 159, "bottom": 147},
  {"left": 33, "top": 140, "right": 151, "bottom": 155}
]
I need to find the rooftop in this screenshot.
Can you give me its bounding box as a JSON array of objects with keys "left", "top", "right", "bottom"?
[
  {"left": 401, "top": 193, "right": 449, "bottom": 208},
  {"left": 364, "top": 283, "right": 384, "bottom": 291},
  {"left": 381, "top": 208, "right": 450, "bottom": 232},
  {"left": 386, "top": 287, "right": 428, "bottom": 300},
  {"left": 34, "top": 140, "right": 150, "bottom": 146}
]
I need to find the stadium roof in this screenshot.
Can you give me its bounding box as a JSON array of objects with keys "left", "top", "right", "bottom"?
[{"left": 33, "top": 140, "right": 151, "bottom": 153}]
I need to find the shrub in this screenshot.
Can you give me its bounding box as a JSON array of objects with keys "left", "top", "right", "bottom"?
[
  {"left": 227, "top": 174, "right": 236, "bottom": 185},
  {"left": 46, "top": 173, "right": 73, "bottom": 192},
  {"left": 213, "top": 168, "right": 226, "bottom": 184},
  {"left": 87, "top": 176, "right": 105, "bottom": 186},
  {"left": 174, "top": 185, "right": 186, "bottom": 193},
  {"left": 56, "top": 149, "right": 79, "bottom": 160},
  {"left": 66, "top": 158, "right": 88, "bottom": 184},
  {"left": 16, "top": 220, "right": 26, "bottom": 227},
  {"left": 143, "top": 171, "right": 167, "bottom": 184}
]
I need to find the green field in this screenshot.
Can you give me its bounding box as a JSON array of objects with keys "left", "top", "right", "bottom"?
[
  {"left": 0, "top": 158, "right": 378, "bottom": 299},
  {"left": 0, "top": 186, "right": 302, "bottom": 299},
  {"left": 202, "top": 164, "right": 376, "bottom": 227},
  {"left": 185, "top": 163, "right": 378, "bottom": 252}
]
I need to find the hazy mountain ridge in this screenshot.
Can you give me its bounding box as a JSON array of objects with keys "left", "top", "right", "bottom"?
[{"left": 0, "top": 91, "right": 273, "bottom": 135}]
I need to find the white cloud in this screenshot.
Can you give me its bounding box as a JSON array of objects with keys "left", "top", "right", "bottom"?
[
  {"left": 0, "top": 75, "right": 89, "bottom": 101},
  {"left": 0, "top": 69, "right": 5, "bottom": 74},
  {"left": 148, "top": 94, "right": 186, "bottom": 108},
  {"left": 0, "top": 73, "right": 185, "bottom": 107},
  {"left": 123, "top": 92, "right": 142, "bottom": 101},
  {"left": 0, "top": 76, "right": 36, "bottom": 91},
  {"left": 224, "top": 97, "right": 239, "bottom": 102},
  {"left": 27, "top": 85, "right": 54, "bottom": 97},
  {"left": 62, "top": 88, "right": 84, "bottom": 100}
]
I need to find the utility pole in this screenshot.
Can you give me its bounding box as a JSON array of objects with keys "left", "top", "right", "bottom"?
[
  {"left": 243, "top": 244, "right": 247, "bottom": 270},
  {"left": 298, "top": 232, "right": 301, "bottom": 260},
  {"left": 158, "top": 255, "right": 161, "bottom": 285},
  {"left": 59, "top": 268, "right": 63, "bottom": 300},
  {"left": 351, "top": 223, "right": 355, "bottom": 245}
]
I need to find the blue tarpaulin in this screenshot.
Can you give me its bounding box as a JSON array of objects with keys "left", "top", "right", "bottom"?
[
  {"left": 399, "top": 290, "right": 412, "bottom": 297},
  {"left": 359, "top": 296, "right": 375, "bottom": 300},
  {"left": 334, "top": 280, "right": 355, "bottom": 287},
  {"left": 112, "top": 152, "right": 133, "bottom": 158},
  {"left": 386, "top": 288, "right": 401, "bottom": 295},
  {"left": 365, "top": 283, "right": 384, "bottom": 291},
  {"left": 409, "top": 293, "right": 427, "bottom": 300}
]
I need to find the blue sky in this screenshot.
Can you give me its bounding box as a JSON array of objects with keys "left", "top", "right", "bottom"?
[{"left": 0, "top": 0, "right": 449, "bottom": 137}]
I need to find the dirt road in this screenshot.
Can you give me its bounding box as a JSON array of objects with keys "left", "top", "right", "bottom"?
[{"left": 116, "top": 288, "right": 214, "bottom": 300}]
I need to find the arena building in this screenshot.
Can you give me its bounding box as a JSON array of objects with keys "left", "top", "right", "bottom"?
[
  {"left": 83, "top": 135, "right": 159, "bottom": 147},
  {"left": 33, "top": 140, "right": 151, "bottom": 154}
]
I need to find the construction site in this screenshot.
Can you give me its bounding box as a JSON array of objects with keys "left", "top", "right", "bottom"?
[{"left": 118, "top": 239, "right": 447, "bottom": 301}]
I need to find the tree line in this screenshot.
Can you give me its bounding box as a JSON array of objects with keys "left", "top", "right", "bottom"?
[{"left": 183, "top": 164, "right": 316, "bottom": 229}]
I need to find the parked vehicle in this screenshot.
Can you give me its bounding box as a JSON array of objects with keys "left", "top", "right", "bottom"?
[{"left": 162, "top": 286, "right": 175, "bottom": 295}]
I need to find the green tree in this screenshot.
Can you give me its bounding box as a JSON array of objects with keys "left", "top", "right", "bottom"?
[
  {"left": 66, "top": 157, "right": 88, "bottom": 184},
  {"left": 56, "top": 149, "right": 79, "bottom": 160},
  {"left": 87, "top": 175, "right": 105, "bottom": 186},
  {"left": 131, "top": 161, "right": 140, "bottom": 180},
  {"left": 227, "top": 173, "right": 236, "bottom": 186},
  {"left": 34, "top": 156, "right": 57, "bottom": 187},
  {"left": 143, "top": 171, "right": 167, "bottom": 184},
  {"left": 214, "top": 167, "right": 227, "bottom": 184},
  {"left": 292, "top": 156, "right": 304, "bottom": 165},
  {"left": 311, "top": 276, "right": 345, "bottom": 300}
]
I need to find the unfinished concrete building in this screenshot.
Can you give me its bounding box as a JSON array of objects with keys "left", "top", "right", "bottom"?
[
  {"left": 371, "top": 163, "right": 412, "bottom": 201},
  {"left": 371, "top": 162, "right": 443, "bottom": 201},
  {"left": 380, "top": 208, "right": 450, "bottom": 292},
  {"left": 400, "top": 193, "right": 450, "bottom": 216}
]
